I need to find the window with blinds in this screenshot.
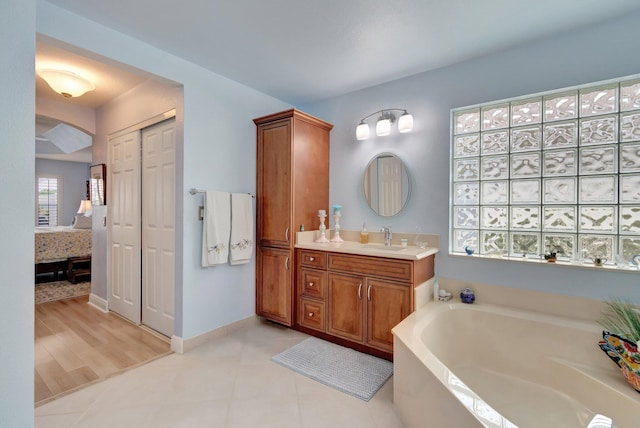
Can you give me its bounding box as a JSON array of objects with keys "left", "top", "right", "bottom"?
[{"left": 37, "top": 176, "right": 60, "bottom": 227}]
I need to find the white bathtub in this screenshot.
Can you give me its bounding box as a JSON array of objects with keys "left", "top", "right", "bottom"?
[{"left": 392, "top": 302, "right": 640, "bottom": 428}]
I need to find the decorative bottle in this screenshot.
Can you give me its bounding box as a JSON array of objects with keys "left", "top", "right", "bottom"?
[{"left": 360, "top": 222, "right": 369, "bottom": 244}]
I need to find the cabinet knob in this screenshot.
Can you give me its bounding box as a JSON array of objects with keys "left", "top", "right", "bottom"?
[
  {"left": 309, "top": 257, "right": 315, "bottom": 261},
  {"left": 308, "top": 282, "right": 314, "bottom": 287},
  {"left": 308, "top": 312, "right": 314, "bottom": 317}
]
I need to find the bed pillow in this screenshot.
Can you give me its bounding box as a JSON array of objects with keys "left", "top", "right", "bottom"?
[{"left": 72, "top": 214, "right": 92, "bottom": 229}]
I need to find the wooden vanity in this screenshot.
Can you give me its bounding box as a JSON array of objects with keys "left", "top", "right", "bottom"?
[
  {"left": 295, "top": 241, "right": 435, "bottom": 360},
  {"left": 253, "top": 108, "right": 436, "bottom": 360}
]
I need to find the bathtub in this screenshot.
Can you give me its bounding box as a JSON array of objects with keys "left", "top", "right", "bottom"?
[{"left": 392, "top": 302, "right": 640, "bottom": 428}]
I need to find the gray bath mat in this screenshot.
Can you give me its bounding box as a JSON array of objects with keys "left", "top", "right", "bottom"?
[{"left": 272, "top": 337, "right": 393, "bottom": 401}]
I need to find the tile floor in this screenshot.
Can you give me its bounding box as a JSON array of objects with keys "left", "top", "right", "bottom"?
[{"left": 35, "top": 319, "right": 405, "bottom": 428}]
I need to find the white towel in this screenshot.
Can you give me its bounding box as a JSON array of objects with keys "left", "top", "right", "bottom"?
[
  {"left": 229, "top": 193, "right": 254, "bottom": 265},
  {"left": 202, "top": 191, "right": 230, "bottom": 267}
]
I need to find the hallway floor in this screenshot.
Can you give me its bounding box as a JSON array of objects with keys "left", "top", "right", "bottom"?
[
  {"left": 35, "top": 318, "right": 404, "bottom": 428},
  {"left": 35, "top": 295, "right": 171, "bottom": 406}
]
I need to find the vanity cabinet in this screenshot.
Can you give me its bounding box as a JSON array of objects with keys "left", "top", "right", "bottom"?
[
  {"left": 254, "top": 110, "right": 332, "bottom": 326},
  {"left": 296, "top": 249, "right": 434, "bottom": 356}
]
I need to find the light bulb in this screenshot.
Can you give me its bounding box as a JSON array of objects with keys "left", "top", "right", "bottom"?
[
  {"left": 376, "top": 118, "right": 391, "bottom": 136},
  {"left": 398, "top": 111, "right": 413, "bottom": 133},
  {"left": 356, "top": 122, "right": 370, "bottom": 140}
]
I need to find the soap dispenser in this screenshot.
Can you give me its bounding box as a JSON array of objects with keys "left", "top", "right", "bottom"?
[{"left": 360, "top": 222, "right": 369, "bottom": 244}]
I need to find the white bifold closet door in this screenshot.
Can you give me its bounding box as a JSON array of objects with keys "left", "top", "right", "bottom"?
[
  {"left": 141, "top": 119, "right": 176, "bottom": 337},
  {"left": 109, "top": 130, "right": 142, "bottom": 324},
  {"left": 108, "top": 118, "right": 175, "bottom": 338}
]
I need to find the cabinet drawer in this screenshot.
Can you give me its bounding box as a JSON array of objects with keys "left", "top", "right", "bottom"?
[
  {"left": 299, "top": 268, "right": 326, "bottom": 299},
  {"left": 299, "top": 297, "right": 325, "bottom": 332},
  {"left": 328, "top": 253, "right": 412, "bottom": 282},
  {"left": 299, "top": 250, "right": 327, "bottom": 269}
]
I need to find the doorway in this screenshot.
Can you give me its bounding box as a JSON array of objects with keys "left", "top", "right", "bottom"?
[{"left": 108, "top": 115, "right": 176, "bottom": 337}]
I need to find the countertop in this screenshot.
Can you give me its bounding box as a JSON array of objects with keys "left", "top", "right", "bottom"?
[{"left": 295, "top": 230, "right": 439, "bottom": 261}]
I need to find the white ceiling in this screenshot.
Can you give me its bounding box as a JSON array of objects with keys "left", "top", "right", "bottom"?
[{"left": 43, "top": 0, "right": 640, "bottom": 105}]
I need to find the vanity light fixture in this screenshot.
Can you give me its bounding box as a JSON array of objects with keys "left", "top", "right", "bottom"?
[
  {"left": 355, "top": 109, "right": 414, "bottom": 140},
  {"left": 38, "top": 69, "right": 95, "bottom": 98}
]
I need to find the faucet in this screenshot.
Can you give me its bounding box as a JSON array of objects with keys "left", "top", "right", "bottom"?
[
  {"left": 632, "top": 254, "right": 640, "bottom": 269},
  {"left": 380, "top": 226, "right": 392, "bottom": 246}
]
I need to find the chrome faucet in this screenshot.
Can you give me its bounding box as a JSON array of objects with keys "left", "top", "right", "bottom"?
[
  {"left": 632, "top": 254, "right": 640, "bottom": 268},
  {"left": 380, "top": 226, "right": 392, "bottom": 246}
]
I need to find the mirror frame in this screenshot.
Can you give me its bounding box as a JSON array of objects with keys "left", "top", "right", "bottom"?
[{"left": 363, "top": 152, "right": 411, "bottom": 217}]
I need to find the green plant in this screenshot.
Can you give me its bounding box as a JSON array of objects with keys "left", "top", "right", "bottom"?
[{"left": 599, "top": 298, "right": 640, "bottom": 343}]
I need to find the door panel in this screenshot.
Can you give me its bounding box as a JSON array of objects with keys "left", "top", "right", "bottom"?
[
  {"left": 366, "top": 279, "right": 410, "bottom": 352},
  {"left": 377, "top": 155, "right": 403, "bottom": 216},
  {"left": 327, "top": 273, "right": 364, "bottom": 343},
  {"left": 141, "top": 119, "right": 176, "bottom": 337},
  {"left": 257, "top": 246, "right": 293, "bottom": 325},
  {"left": 257, "top": 120, "right": 291, "bottom": 247},
  {"left": 109, "top": 130, "right": 141, "bottom": 324}
]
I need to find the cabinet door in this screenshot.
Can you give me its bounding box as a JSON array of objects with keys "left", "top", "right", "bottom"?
[
  {"left": 366, "top": 279, "right": 410, "bottom": 352},
  {"left": 327, "top": 273, "right": 364, "bottom": 343},
  {"left": 257, "top": 247, "right": 293, "bottom": 326},
  {"left": 257, "top": 120, "right": 291, "bottom": 247}
]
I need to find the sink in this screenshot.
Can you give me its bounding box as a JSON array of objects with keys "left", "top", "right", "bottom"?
[{"left": 359, "top": 244, "right": 407, "bottom": 252}]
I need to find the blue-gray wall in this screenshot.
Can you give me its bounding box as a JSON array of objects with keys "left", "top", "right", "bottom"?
[
  {"left": 35, "top": 158, "right": 90, "bottom": 226},
  {"left": 303, "top": 11, "right": 640, "bottom": 302},
  {"left": 1, "top": 0, "right": 35, "bottom": 425}
]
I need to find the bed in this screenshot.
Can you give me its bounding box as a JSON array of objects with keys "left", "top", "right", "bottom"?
[{"left": 35, "top": 227, "right": 92, "bottom": 281}]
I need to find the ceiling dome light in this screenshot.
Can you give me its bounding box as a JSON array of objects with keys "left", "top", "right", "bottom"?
[
  {"left": 398, "top": 111, "right": 414, "bottom": 133},
  {"left": 356, "top": 121, "right": 370, "bottom": 140},
  {"left": 38, "top": 69, "right": 95, "bottom": 98}
]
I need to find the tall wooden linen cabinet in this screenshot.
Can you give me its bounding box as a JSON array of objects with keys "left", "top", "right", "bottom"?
[{"left": 254, "top": 109, "right": 333, "bottom": 326}]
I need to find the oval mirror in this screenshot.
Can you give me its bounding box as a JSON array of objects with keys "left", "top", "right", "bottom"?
[{"left": 363, "top": 153, "right": 411, "bottom": 217}]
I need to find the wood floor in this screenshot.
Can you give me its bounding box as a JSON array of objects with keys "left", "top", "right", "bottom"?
[{"left": 35, "top": 295, "right": 171, "bottom": 406}]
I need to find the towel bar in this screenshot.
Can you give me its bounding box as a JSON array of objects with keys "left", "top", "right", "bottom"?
[
  {"left": 189, "top": 188, "right": 255, "bottom": 198},
  {"left": 192, "top": 188, "right": 255, "bottom": 221}
]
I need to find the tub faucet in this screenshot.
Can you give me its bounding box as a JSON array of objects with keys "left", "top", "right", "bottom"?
[{"left": 381, "top": 226, "right": 392, "bottom": 246}]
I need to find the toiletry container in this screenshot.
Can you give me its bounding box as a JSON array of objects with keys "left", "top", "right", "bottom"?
[
  {"left": 360, "top": 222, "right": 369, "bottom": 244},
  {"left": 460, "top": 287, "right": 475, "bottom": 304}
]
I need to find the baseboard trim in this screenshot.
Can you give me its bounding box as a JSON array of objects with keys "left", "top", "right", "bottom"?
[
  {"left": 87, "top": 293, "right": 108, "bottom": 313},
  {"left": 171, "top": 315, "right": 259, "bottom": 354}
]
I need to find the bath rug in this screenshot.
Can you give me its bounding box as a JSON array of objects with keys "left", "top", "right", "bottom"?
[
  {"left": 35, "top": 280, "right": 91, "bottom": 304},
  {"left": 272, "top": 337, "right": 393, "bottom": 401}
]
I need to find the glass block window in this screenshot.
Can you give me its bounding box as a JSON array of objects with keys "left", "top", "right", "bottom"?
[{"left": 451, "top": 75, "right": 640, "bottom": 266}]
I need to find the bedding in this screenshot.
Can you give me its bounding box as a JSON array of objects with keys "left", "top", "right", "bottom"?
[{"left": 35, "top": 226, "right": 92, "bottom": 264}]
